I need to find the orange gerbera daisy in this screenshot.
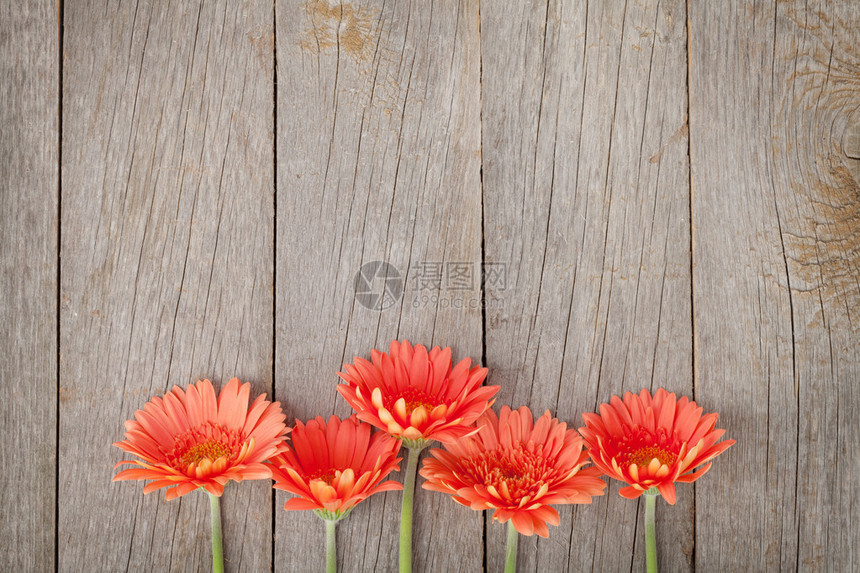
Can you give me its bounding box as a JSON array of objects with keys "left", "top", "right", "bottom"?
[
  {"left": 578, "top": 388, "right": 735, "bottom": 504},
  {"left": 113, "top": 378, "right": 289, "bottom": 500},
  {"left": 420, "top": 406, "right": 606, "bottom": 538},
  {"left": 270, "top": 415, "right": 402, "bottom": 519},
  {"left": 337, "top": 340, "right": 499, "bottom": 447}
]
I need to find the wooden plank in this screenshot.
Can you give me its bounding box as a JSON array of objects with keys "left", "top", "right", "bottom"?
[
  {"left": 690, "top": 1, "right": 860, "bottom": 570},
  {"left": 60, "top": 1, "right": 273, "bottom": 571},
  {"left": 481, "top": 0, "right": 693, "bottom": 570},
  {"left": 0, "top": 2, "right": 58, "bottom": 571},
  {"left": 275, "top": 0, "right": 483, "bottom": 570}
]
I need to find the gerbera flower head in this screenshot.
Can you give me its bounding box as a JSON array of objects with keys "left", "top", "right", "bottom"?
[
  {"left": 578, "top": 388, "right": 735, "bottom": 505},
  {"left": 337, "top": 340, "right": 499, "bottom": 449},
  {"left": 113, "top": 378, "right": 289, "bottom": 500},
  {"left": 270, "top": 415, "right": 402, "bottom": 521},
  {"left": 420, "top": 406, "right": 606, "bottom": 538}
]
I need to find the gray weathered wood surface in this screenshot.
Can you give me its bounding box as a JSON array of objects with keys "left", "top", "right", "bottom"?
[
  {"left": 0, "top": 2, "right": 58, "bottom": 571},
  {"left": 275, "top": 1, "right": 483, "bottom": 571},
  {"left": 691, "top": 2, "right": 860, "bottom": 570},
  {"left": 1, "top": 0, "right": 858, "bottom": 571},
  {"left": 59, "top": 1, "right": 273, "bottom": 571},
  {"left": 481, "top": 1, "right": 694, "bottom": 570}
]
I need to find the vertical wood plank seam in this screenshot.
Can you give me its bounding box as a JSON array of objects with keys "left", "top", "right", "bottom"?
[
  {"left": 56, "top": 1, "right": 65, "bottom": 570},
  {"left": 117, "top": 3, "right": 155, "bottom": 402},
  {"left": 592, "top": 0, "right": 628, "bottom": 414},
  {"left": 552, "top": 0, "right": 584, "bottom": 431},
  {"left": 272, "top": 1, "right": 279, "bottom": 571},
  {"left": 55, "top": 1, "right": 64, "bottom": 572},
  {"left": 568, "top": 2, "right": 593, "bottom": 568},
  {"left": 767, "top": 8, "right": 783, "bottom": 566},
  {"left": 765, "top": 9, "right": 804, "bottom": 569},
  {"left": 478, "top": 1, "right": 488, "bottom": 569},
  {"left": 383, "top": 3, "right": 417, "bottom": 328},
  {"left": 525, "top": 0, "right": 559, "bottom": 412},
  {"left": 773, "top": 181, "right": 800, "bottom": 573},
  {"left": 163, "top": 1, "right": 205, "bottom": 390},
  {"left": 166, "top": 504, "right": 182, "bottom": 571},
  {"left": 623, "top": 0, "right": 657, "bottom": 394},
  {"left": 774, "top": 6, "right": 803, "bottom": 571},
  {"left": 629, "top": 5, "right": 662, "bottom": 398},
  {"left": 593, "top": 4, "right": 631, "bottom": 568},
  {"left": 628, "top": 502, "right": 641, "bottom": 573},
  {"left": 319, "top": 3, "right": 343, "bottom": 208},
  {"left": 765, "top": 9, "right": 781, "bottom": 569},
  {"left": 518, "top": 0, "right": 553, "bottom": 410},
  {"left": 685, "top": 0, "right": 696, "bottom": 570}
]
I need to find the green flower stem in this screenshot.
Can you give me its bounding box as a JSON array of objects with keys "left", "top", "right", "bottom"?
[
  {"left": 504, "top": 520, "right": 519, "bottom": 573},
  {"left": 208, "top": 493, "right": 224, "bottom": 573},
  {"left": 644, "top": 491, "right": 658, "bottom": 573},
  {"left": 399, "top": 445, "right": 422, "bottom": 573},
  {"left": 325, "top": 518, "right": 337, "bottom": 573}
]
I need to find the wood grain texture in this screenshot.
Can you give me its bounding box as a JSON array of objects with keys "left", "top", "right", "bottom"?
[
  {"left": 3, "top": 0, "right": 857, "bottom": 570},
  {"left": 481, "top": 0, "right": 692, "bottom": 570},
  {"left": 275, "top": 0, "right": 483, "bottom": 570},
  {"left": 690, "top": 0, "right": 860, "bottom": 570},
  {"left": 59, "top": 1, "right": 273, "bottom": 571},
  {"left": 0, "top": 2, "right": 58, "bottom": 571}
]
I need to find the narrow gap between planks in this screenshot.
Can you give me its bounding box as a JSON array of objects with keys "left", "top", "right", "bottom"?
[
  {"left": 684, "top": 0, "right": 698, "bottom": 569},
  {"left": 476, "top": 0, "right": 489, "bottom": 570},
  {"left": 55, "top": 2, "right": 65, "bottom": 572},
  {"left": 271, "top": 1, "right": 279, "bottom": 571}
]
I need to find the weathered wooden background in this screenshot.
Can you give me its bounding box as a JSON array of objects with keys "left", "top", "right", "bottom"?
[{"left": 2, "top": 0, "right": 858, "bottom": 571}]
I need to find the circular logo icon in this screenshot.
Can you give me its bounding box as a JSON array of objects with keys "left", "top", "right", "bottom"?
[{"left": 354, "top": 260, "right": 403, "bottom": 311}]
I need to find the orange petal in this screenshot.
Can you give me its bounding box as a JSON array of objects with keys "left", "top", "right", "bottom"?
[
  {"left": 657, "top": 482, "right": 676, "bottom": 505},
  {"left": 676, "top": 462, "right": 712, "bottom": 483},
  {"left": 619, "top": 486, "right": 645, "bottom": 500}
]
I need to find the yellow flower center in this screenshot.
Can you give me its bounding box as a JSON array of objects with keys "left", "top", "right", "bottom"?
[
  {"left": 180, "top": 440, "right": 233, "bottom": 467},
  {"left": 466, "top": 447, "right": 554, "bottom": 502},
  {"left": 308, "top": 468, "right": 337, "bottom": 484},
  {"left": 387, "top": 387, "right": 441, "bottom": 415},
  {"left": 625, "top": 445, "right": 676, "bottom": 468},
  {"left": 167, "top": 422, "right": 243, "bottom": 472}
]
